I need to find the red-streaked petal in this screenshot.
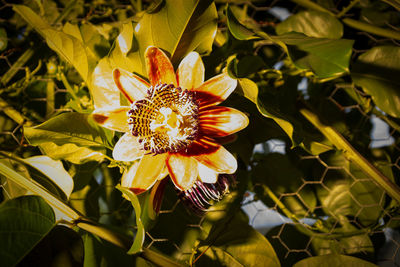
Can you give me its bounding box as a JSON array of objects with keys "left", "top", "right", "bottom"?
[
  {"left": 112, "top": 132, "right": 144, "bottom": 161},
  {"left": 199, "top": 106, "right": 249, "bottom": 137},
  {"left": 194, "top": 73, "right": 237, "bottom": 108},
  {"left": 129, "top": 153, "right": 168, "bottom": 194},
  {"left": 166, "top": 154, "right": 198, "bottom": 191},
  {"left": 113, "top": 68, "right": 149, "bottom": 103},
  {"left": 181, "top": 135, "right": 220, "bottom": 157},
  {"left": 91, "top": 58, "right": 120, "bottom": 109},
  {"left": 91, "top": 107, "right": 130, "bottom": 132},
  {"left": 176, "top": 51, "right": 204, "bottom": 90},
  {"left": 149, "top": 178, "right": 168, "bottom": 215},
  {"left": 197, "top": 162, "right": 218, "bottom": 183},
  {"left": 194, "top": 146, "right": 237, "bottom": 174},
  {"left": 145, "top": 46, "right": 177, "bottom": 86}
]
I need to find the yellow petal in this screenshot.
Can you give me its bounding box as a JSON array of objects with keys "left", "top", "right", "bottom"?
[
  {"left": 195, "top": 73, "right": 237, "bottom": 108},
  {"left": 129, "top": 153, "right": 168, "bottom": 194},
  {"left": 166, "top": 154, "right": 198, "bottom": 191},
  {"left": 197, "top": 162, "right": 218, "bottom": 184},
  {"left": 199, "top": 106, "right": 249, "bottom": 137},
  {"left": 91, "top": 107, "right": 130, "bottom": 132},
  {"left": 113, "top": 68, "right": 149, "bottom": 103},
  {"left": 91, "top": 58, "right": 120, "bottom": 109},
  {"left": 145, "top": 46, "right": 177, "bottom": 86},
  {"left": 112, "top": 132, "right": 144, "bottom": 161},
  {"left": 121, "top": 161, "right": 139, "bottom": 188},
  {"left": 177, "top": 51, "right": 204, "bottom": 90},
  {"left": 194, "top": 146, "right": 237, "bottom": 174}
]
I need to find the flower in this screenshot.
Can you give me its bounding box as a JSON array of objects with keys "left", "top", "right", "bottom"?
[{"left": 91, "top": 46, "right": 248, "bottom": 194}]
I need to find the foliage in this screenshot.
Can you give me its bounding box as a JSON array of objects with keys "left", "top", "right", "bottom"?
[{"left": 1, "top": 0, "right": 400, "bottom": 266}]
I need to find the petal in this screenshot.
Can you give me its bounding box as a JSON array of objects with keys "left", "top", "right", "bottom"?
[
  {"left": 145, "top": 46, "right": 177, "bottom": 86},
  {"left": 197, "top": 162, "right": 218, "bottom": 184},
  {"left": 121, "top": 161, "right": 139, "bottom": 188},
  {"left": 181, "top": 136, "right": 220, "bottom": 157},
  {"left": 176, "top": 52, "right": 204, "bottom": 90},
  {"left": 199, "top": 106, "right": 249, "bottom": 137},
  {"left": 129, "top": 153, "right": 168, "bottom": 194},
  {"left": 91, "top": 58, "right": 120, "bottom": 109},
  {"left": 194, "top": 73, "right": 237, "bottom": 108},
  {"left": 194, "top": 146, "right": 237, "bottom": 174},
  {"left": 91, "top": 107, "right": 130, "bottom": 132},
  {"left": 113, "top": 132, "right": 144, "bottom": 161},
  {"left": 166, "top": 154, "right": 198, "bottom": 191},
  {"left": 113, "top": 68, "right": 149, "bottom": 103}
]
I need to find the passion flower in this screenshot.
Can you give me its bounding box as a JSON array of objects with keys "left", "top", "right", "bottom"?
[{"left": 92, "top": 46, "right": 248, "bottom": 194}]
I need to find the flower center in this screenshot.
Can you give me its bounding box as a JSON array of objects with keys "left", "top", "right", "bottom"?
[{"left": 128, "top": 83, "right": 199, "bottom": 154}]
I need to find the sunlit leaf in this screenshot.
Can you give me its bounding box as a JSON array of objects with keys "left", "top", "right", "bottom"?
[
  {"left": 272, "top": 33, "right": 354, "bottom": 78},
  {"left": 23, "top": 156, "right": 74, "bottom": 199},
  {"left": 352, "top": 46, "right": 400, "bottom": 118},
  {"left": 276, "top": 11, "right": 343, "bottom": 39},
  {"left": 24, "top": 113, "right": 112, "bottom": 164},
  {"left": 226, "top": 5, "right": 257, "bottom": 40},
  {"left": 13, "top": 5, "right": 90, "bottom": 81},
  {"left": 293, "top": 254, "right": 377, "bottom": 267},
  {"left": 0, "top": 28, "right": 7, "bottom": 51},
  {"left": 111, "top": 0, "right": 217, "bottom": 75},
  {"left": 0, "top": 196, "right": 56, "bottom": 267}
]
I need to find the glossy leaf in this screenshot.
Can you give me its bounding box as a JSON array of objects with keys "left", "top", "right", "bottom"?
[
  {"left": 226, "top": 5, "right": 257, "bottom": 40},
  {"left": 0, "top": 196, "right": 56, "bottom": 267},
  {"left": 24, "top": 113, "right": 112, "bottom": 164},
  {"left": 198, "top": 212, "right": 281, "bottom": 267},
  {"left": 271, "top": 33, "right": 354, "bottom": 79},
  {"left": 111, "top": 0, "right": 217, "bottom": 76},
  {"left": 23, "top": 156, "right": 74, "bottom": 199},
  {"left": 352, "top": 46, "right": 400, "bottom": 118},
  {"left": 276, "top": 11, "right": 343, "bottom": 39},
  {"left": 293, "top": 254, "right": 377, "bottom": 267},
  {"left": 13, "top": 5, "right": 90, "bottom": 81}
]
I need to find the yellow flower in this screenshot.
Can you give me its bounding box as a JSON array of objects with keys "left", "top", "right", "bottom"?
[{"left": 92, "top": 46, "right": 248, "bottom": 194}]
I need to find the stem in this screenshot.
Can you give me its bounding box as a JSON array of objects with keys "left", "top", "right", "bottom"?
[
  {"left": 46, "top": 78, "right": 55, "bottom": 118},
  {"left": 0, "top": 97, "right": 32, "bottom": 126},
  {"left": 141, "top": 248, "right": 185, "bottom": 267},
  {"left": 0, "top": 48, "right": 34, "bottom": 86},
  {"left": 299, "top": 106, "right": 400, "bottom": 204},
  {"left": 75, "top": 219, "right": 131, "bottom": 249},
  {"left": 60, "top": 72, "right": 82, "bottom": 112},
  {"left": 53, "top": 0, "right": 78, "bottom": 24},
  {"left": 342, "top": 18, "right": 400, "bottom": 41},
  {"left": 290, "top": 0, "right": 335, "bottom": 15},
  {"left": 336, "top": 0, "right": 360, "bottom": 18}
]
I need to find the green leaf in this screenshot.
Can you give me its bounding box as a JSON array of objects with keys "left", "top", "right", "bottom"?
[
  {"left": 23, "top": 156, "right": 74, "bottom": 199},
  {"left": 116, "top": 185, "right": 145, "bottom": 255},
  {"left": 351, "top": 46, "right": 400, "bottom": 118},
  {"left": 24, "top": 113, "right": 111, "bottom": 164},
  {"left": 13, "top": 5, "right": 90, "bottom": 81},
  {"left": 0, "top": 196, "right": 56, "bottom": 267},
  {"left": 293, "top": 254, "right": 377, "bottom": 267},
  {"left": 18, "top": 225, "right": 84, "bottom": 267},
  {"left": 226, "top": 5, "right": 257, "bottom": 40},
  {"left": 276, "top": 11, "right": 343, "bottom": 39},
  {"left": 253, "top": 153, "right": 316, "bottom": 217},
  {"left": 272, "top": 33, "right": 354, "bottom": 79},
  {"left": 198, "top": 212, "right": 281, "bottom": 267},
  {"left": 0, "top": 28, "right": 7, "bottom": 51},
  {"left": 111, "top": 0, "right": 217, "bottom": 75}
]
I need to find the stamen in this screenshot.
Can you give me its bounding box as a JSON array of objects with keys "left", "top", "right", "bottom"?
[
  {"left": 177, "top": 174, "right": 234, "bottom": 216},
  {"left": 128, "top": 83, "right": 199, "bottom": 154}
]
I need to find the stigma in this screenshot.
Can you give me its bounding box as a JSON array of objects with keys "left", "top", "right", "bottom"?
[{"left": 128, "top": 83, "right": 199, "bottom": 154}]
